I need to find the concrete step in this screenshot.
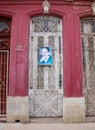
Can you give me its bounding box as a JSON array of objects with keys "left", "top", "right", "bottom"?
[{"left": 0, "top": 123, "right": 95, "bottom": 130}]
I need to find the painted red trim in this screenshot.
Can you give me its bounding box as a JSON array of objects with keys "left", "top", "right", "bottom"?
[
  {"left": 0, "top": 0, "right": 93, "bottom": 5},
  {"left": 9, "top": 15, "right": 17, "bottom": 96}
]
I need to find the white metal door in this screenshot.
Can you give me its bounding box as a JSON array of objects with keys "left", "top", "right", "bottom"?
[
  {"left": 29, "top": 16, "right": 63, "bottom": 117},
  {"left": 81, "top": 17, "right": 95, "bottom": 116}
]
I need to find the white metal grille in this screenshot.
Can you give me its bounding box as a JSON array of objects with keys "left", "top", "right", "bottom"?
[
  {"left": 81, "top": 17, "right": 95, "bottom": 116},
  {"left": 0, "top": 50, "right": 9, "bottom": 115},
  {"left": 29, "top": 16, "right": 63, "bottom": 117}
]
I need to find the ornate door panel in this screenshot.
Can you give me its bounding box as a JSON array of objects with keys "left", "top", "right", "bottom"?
[
  {"left": 29, "top": 16, "right": 63, "bottom": 117},
  {"left": 0, "top": 17, "right": 11, "bottom": 115},
  {"left": 81, "top": 17, "right": 95, "bottom": 116}
]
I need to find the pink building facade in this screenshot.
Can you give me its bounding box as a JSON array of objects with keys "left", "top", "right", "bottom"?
[{"left": 0, "top": 0, "right": 95, "bottom": 123}]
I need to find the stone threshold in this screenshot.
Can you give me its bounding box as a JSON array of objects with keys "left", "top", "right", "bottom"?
[
  {"left": 0, "top": 117, "right": 6, "bottom": 122},
  {"left": 30, "top": 117, "right": 95, "bottom": 123},
  {"left": 29, "top": 117, "right": 64, "bottom": 123},
  {"left": 0, "top": 116, "right": 95, "bottom": 123},
  {"left": 85, "top": 116, "right": 95, "bottom": 123}
]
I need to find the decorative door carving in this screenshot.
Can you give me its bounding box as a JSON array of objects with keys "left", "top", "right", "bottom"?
[
  {"left": 81, "top": 17, "right": 95, "bottom": 116},
  {"left": 29, "top": 16, "right": 63, "bottom": 117}
]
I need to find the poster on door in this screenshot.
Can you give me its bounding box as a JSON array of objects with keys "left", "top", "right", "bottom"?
[{"left": 38, "top": 47, "right": 52, "bottom": 65}]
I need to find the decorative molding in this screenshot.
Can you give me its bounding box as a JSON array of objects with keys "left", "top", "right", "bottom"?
[
  {"left": 15, "top": 45, "right": 23, "bottom": 52},
  {"left": 42, "top": 0, "right": 50, "bottom": 14}
]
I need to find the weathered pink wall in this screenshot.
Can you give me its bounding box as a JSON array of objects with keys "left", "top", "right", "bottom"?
[{"left": 0, "top": 0, "right": 93, "bottom": 97}]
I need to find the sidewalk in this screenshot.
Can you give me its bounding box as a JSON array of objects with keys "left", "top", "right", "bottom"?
[{"left": 0, "top": 123, "right": 95, "bottom": 130}]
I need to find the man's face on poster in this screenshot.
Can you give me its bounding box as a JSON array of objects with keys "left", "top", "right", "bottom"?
[{"left": 41, "top": 48, "right": 49, "bottom": 58}]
